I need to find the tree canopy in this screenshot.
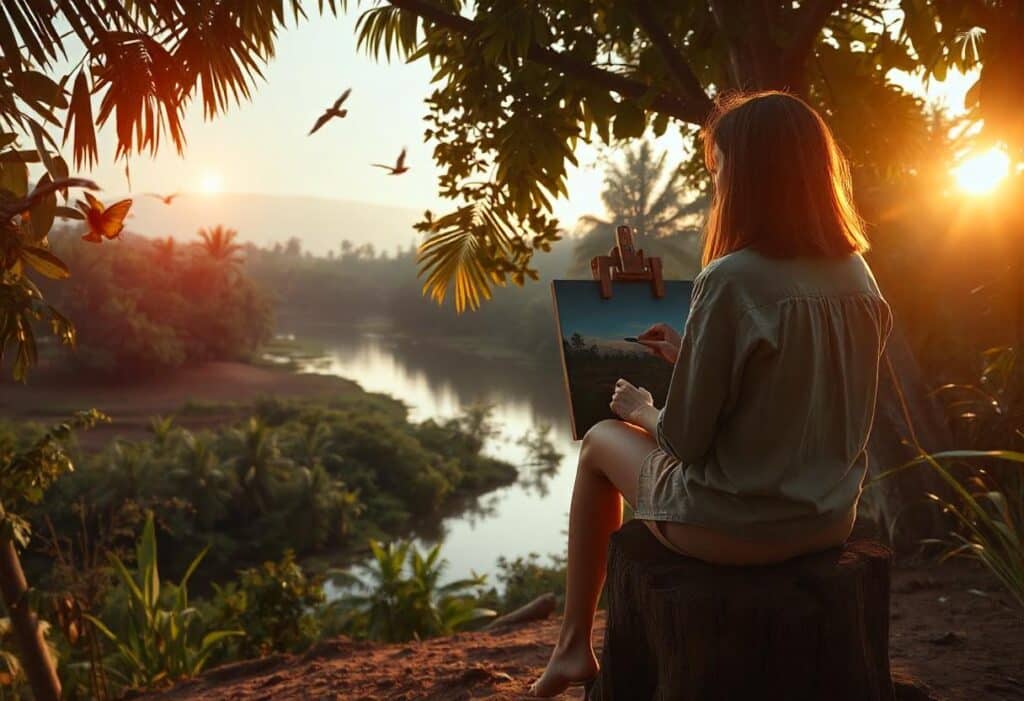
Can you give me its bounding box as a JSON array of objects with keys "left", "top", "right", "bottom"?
[{"left": 2, "top": 1, "right": 1022, "bottom": 380}]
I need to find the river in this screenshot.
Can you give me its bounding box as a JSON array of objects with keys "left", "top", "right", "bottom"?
[{"left": 289, "top": 329, "right": 581, "bottom": 584}]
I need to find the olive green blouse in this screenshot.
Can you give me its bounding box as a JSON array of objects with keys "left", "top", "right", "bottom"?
[{"left": 636, "top": 247, "right": 893, "bottom": 541}]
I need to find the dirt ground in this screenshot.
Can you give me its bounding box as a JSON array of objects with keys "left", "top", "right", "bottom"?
[
  {"left": 132, "top": 559, "right": 1022, "bottom": 701},
  {"left": 0, "top": 361, "right": 363, "bottom": 449}
]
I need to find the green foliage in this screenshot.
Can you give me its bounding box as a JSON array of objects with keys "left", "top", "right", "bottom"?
[
  {"left": 337, "top": 540, "right": 495, "bottom": 643},
  {"left": 205, "top": 551, "right": 325, "bottom": 660},
  {"left": 489, "top": 552, "right": 567, "bottom": 613},
  {"left": 38, "top": 227, "right": 272, "bottom": 375},
  {"left": 933, "top": 347, "right": 1023, "bottom": 451},
  {"left": 0, "top": 409, "right": 108, "bottom": 548},
  {"left": 0, "top": 1, "right": 317, "bottom": 379},
  {"left": 878, "top": 450, "right": 1024, "bottom": 611},
  {"left": 85, "top": 513, "right": 241, "bottom": 689},
  {"left": 28, "top": 397, "right": 516, "bottom": 585}
]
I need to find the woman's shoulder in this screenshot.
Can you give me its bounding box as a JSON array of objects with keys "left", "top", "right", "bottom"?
[{"left": 696, "top": 248, "right": 885, "bottom": 309}]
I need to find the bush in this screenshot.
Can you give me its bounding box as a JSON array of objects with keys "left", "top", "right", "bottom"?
[
  {"left": 486, "top": 552, "right": 567, "bottom": 613},
  {"left": 86, "top": 513, "right": 240, "bottom": 691},
  {"left": 204, "top": 551, "right": 325, "bottom": 661}
]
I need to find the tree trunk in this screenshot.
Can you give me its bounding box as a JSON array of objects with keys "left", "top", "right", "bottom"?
[
  {"left": 0, "top": 534, "right": 61, "bottom": 701},
  {"left": 590, "top": 520, "right": 895, "bottom": 701}
]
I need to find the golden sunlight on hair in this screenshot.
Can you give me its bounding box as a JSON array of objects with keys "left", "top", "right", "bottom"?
[{"left": 701, "top": 91, "right": 868, "bottom": 267}]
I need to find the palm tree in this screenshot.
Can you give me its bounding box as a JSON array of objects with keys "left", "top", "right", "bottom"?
[
  {"left": 168, "top": 432, "right": 237, "bottom": 530},
  {"left": 196, "top": 226, "right": 243, "bottom": 268},
  {"left": 147, "top": 415, "right": 178, "bottom": 452},
  {"left": 345, "top": 540, "right": 494, "bottom": 643},
  {"left": 406, "top": 544, "right": 494, "bottom": 637},
  {"left": 571, "top": 140, "right": 707, "bottom": 279},
  {"left": 289, "top": 464, "right": 364, "bottom": 550},
  {"left": 347, "top": 540, "right": 410, "bottom": 643},
  {"left": 151, "top": 237, "right": 178, "bottom": 266},
  {"left": 226, "top": 418, "right": 293, "bottom": 516},
  {"left": 289, "top": 417, "right": 344, "bottom": 471}
]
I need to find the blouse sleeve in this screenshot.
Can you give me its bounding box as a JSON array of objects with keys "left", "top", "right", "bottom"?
[{"left": 655, "top": 267, "right": 739, "bottom": 463}]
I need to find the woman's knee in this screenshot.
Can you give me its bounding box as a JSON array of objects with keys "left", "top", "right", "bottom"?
[{"left": 580, "top": 419, "right": 624, "bottom": 465}]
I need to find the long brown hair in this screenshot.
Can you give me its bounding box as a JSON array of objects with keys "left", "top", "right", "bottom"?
[{"left": 701, "top": 91, "right": 868, "bottom": 266}]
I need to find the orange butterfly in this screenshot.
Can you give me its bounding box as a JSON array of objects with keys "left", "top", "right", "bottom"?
[{"left": 77, "top": 191, "right": 132, "bottom": 243}]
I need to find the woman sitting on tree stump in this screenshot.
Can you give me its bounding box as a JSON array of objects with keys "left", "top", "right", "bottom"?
[{"left": 529, "top": 91, "right": 894, "bottom": 697}]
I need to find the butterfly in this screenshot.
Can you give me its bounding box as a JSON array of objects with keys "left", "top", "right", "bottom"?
[{"left": 77, "top": 191, "right": 132, "bottom": 243}]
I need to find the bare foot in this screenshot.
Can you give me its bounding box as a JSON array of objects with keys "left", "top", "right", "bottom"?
[{"left": 528, "top": 642, "right": 599, "bottom": 697}]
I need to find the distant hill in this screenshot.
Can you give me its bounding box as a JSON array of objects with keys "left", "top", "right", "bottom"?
[{"left": 120, "top": 192, "right": 422, "bottom": 255}]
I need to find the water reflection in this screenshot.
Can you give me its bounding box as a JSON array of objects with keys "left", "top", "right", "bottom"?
[{"left": 288, "top": 328, "right": 580, "bottom": 583}]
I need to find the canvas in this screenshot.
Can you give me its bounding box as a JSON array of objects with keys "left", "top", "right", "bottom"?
[{"left": 551, "top": 279, "right": 694, "bottom": 440}]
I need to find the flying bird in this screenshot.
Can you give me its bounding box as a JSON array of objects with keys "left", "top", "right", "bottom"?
[
  {"left": 308, "top": 88, "right": 352, "bottom": 135},
  {"left": 76, "top": 192, "right": 132, "bottom": 243},
  {"left": 146, "top": 192, "right": 180, "bottom": 205},
  {"left": 371, "top": 148, "right": 409, "bottom": 175}
]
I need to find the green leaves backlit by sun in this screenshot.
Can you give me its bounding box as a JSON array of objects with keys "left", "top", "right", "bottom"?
[{"left": 953, "top": 147, "right": 1011, "bottom": 195}]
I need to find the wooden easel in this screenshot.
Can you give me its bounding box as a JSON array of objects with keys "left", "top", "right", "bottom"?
[{"left": 590, "top": 225, "right": 665, "bottom": 299}]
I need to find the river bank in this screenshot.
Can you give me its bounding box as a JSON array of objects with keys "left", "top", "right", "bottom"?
[
  {"left": 0, "top": 360, "right": 365, "bottom": 450},
  {"left": 3, "top": 325, "right": 579, "bottom": 584}
]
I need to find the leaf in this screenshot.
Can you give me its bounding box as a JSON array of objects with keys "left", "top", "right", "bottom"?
[
  {"left": 612, "top": 101, "right": 646, "bottom": 140},
  {"left": 0, "top": 134, "right": 16, "bottom": 149},
  {"left": 11, "top": 71, "right": 68, "bottom": 109},
  {"left": 26, "top": 178, "right": 57, "bottom": 241},
  {"left": 29, "top": 122, "right": 59, "bottom": 181},
  {"left": 64, "top": 70, "right": 98, "bottom": 169},
  {"left": 0, "top": 151, "right": 42, "bottom": 163},
  {"left": 20, "top": 247, "right": 69, "bottom": 280},
  {"left": 0, "top": 162, "right": 29, "bottom": 198},
  {"left": 138, "top": 514, "right": 160, "bottom": 609}
]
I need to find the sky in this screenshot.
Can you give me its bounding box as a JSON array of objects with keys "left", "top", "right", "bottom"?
[
  {"left": 68, "top": 12, "right": 617, "bottom": 229},
  {"left": 58, "top": 11, "right": 977, "bottom": 243}
]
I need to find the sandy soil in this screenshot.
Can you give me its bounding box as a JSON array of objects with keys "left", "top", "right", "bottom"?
[
  {"left": 0, "top": 362, "right": 364, "bottom": 449},
  {"left": 132, "top": 559, "right": 1022, "bottom": 701}
]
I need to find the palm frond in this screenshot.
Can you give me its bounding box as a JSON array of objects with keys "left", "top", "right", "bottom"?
[{"left": 417, "top": 201, "right": 517, "bottom": 313}]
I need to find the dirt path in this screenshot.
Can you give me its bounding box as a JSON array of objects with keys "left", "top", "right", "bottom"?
[{"left": 134, "top": 560, "right": 1022, "bottom": 701}]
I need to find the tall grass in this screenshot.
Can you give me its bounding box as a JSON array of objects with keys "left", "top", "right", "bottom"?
[
  {"left": 874, "top": 346, "right": 1024, "bottom": 610},
  {"left": 877, "top": 450, "right": 1024, "bottom": 610}
]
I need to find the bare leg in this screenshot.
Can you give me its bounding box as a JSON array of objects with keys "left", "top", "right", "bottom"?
[{"left": 529, "top": 419, "right": 655, "bottom": 697}]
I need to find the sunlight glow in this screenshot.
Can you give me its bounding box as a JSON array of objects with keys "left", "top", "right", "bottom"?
[
  {"left": 953, "top": 147, "right": 1011, "bottom": 195},
  {"left": 199, "top": 172, "right": 224, "bottom": 195}
]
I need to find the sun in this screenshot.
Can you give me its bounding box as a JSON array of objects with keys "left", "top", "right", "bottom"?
[
  {"left": 952, "top": 147, "right": 1011, "bottom": 195},
  {"left": 199, "top": 172, "right": 224, "bottom": 195}
]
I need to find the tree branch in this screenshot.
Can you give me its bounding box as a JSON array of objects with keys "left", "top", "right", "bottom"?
[
  {"left": 631, "top": 0, "right": 714, "bottom": 120},
  {"left": 385, "top": 0, "right": 711, "bottom": 125},
  {"left": 784, "top": 0, "right": 842, "bottom": 68}
]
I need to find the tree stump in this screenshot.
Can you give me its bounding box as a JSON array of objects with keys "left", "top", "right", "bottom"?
[{"left": 590, "top": 520, "right": 894, "bottom": 701}]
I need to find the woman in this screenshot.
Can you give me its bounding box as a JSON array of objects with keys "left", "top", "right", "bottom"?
[{"left": 529, "top": 90, "right": 893, "bottom": 697}]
